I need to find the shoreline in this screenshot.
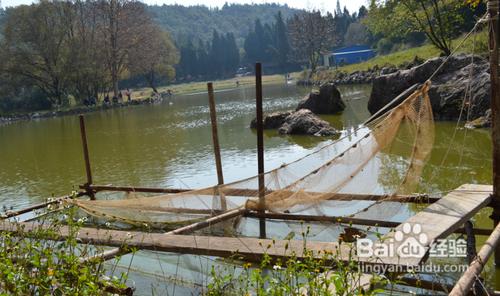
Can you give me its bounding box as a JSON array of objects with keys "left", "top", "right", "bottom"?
[{"left": 0, "top": 74, "right": 292, "bottom": 126}]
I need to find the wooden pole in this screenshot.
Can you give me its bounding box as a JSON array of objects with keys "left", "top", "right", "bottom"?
[
  {"left": 79, "top": 184, "right": 440, "bottom": 203},
  {"left": 450, "top": 222, "right": 500, "bottom": 296},
  {"left": 207, "top": 83, "right": 227, "bottom": 213},
  {"left": 487, "top": 0, "right": 500, "bottom": 266},
  {"left": 79, "top": 115, "right": 95, "bottom": 200},
  {"left": 255, "top": 62, "right": 266, "bottom": 239},
  {"left": 207, "top": 83, "right": 224, "bottom": 186}
]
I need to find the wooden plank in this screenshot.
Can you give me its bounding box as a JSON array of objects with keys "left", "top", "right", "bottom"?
[
  {"left": 80, "top": 208, "right": 247, "bottom": 263},
  {"left": 379, "top": 184, "right": 492, "bottom": 267},
  {"left": 1, "top": 221, "right": 375, "bottom": 265}
]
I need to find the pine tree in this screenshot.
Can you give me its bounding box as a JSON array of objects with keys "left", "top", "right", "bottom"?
[{"left": 272, "top": 11, "right": 290, "bottom": 70}]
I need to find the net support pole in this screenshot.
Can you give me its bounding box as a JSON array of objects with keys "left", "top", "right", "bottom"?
[
  {"left": 207, "top": 83, "right": 225, "bottom": 186},
  {"left": 488, "top": 0, "right": 500, "bottom": 266},
  {"left": 207, "top": 82, "right": 227, "bottom": 211},
  {"left": 79, "top": 115, "right": 95, "bottom": 200},
  {"left": 255, "top": 62, "right": 266, "bottom": 239}
]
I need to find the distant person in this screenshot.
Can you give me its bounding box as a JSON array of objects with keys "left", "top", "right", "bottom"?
[
  {"left": 118, "top": 91, "right": 123, "bottom": 102},
  {"left": 126, "top": 89, "right": 131, "bottom": 101},
  {"left": 236, "top": 80, "right": 240, "bottom": 87},
  {"left": 104, "top": 94, "right": 110, "bottom": 105}
]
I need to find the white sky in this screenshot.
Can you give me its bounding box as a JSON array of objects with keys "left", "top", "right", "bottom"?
[{"left": 1, "top": 0, "right": 368, "bottom": 14}]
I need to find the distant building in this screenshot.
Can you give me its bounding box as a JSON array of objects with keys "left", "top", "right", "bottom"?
[{"left": 322, "top": 45, "right": 376, "bottom": 67}]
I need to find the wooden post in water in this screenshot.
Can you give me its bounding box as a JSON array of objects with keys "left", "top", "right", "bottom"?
[
  {"left": 255, "top": 63, "right": 266, "bottom": 239},
  {"left": 207, "top": 83, "right": 227, "bottom": 212},
  {"left": 79, "top": 115, "right": 95, "bottom": 200},
  {"left": 207, "top": 83, "right": 224, "bottom": 185},
  {"left": 488, "top": 0, "right": 500, "bottom": 266}
]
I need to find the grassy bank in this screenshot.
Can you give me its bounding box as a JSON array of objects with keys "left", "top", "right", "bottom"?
[
  {"left": 311, "top": 29, "right": 488, "bottom": 81},
  {"left": 132, "top": 73, "right": 295, "bottom": 100}
]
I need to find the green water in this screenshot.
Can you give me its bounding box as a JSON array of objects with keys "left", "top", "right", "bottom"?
[{"left": 0, "top": 83, "right": 496, "bottom": 293}]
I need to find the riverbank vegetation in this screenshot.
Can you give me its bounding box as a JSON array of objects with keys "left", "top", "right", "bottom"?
[
  {"left": 208, "top": 227, "right": 387, "bottom": 296},
  {"left": 0, "top": 0, "right": 178, "bottom": 113},
  {"left": 0, "top": 202, "right": 130, "bottom": 295},
  {"left": 0, "top": 0, "right": 488, "bottom": 116}
]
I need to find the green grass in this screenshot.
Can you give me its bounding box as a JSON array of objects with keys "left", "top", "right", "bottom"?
[
  {"left": 339, "top": 44, "right": 440, "bottom": 73},
  {"left": 132, "top": 73, "right": 296, "bottom": 100}
]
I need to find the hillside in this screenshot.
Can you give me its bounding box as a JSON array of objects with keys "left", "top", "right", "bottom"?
[{"left": 147, "top": 3, "right": 302, "bottom": 46}]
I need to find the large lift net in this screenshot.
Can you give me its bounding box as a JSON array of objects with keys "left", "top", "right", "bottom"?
[{"left": 71, "top": 83, "right": 434, "bottom": 228}]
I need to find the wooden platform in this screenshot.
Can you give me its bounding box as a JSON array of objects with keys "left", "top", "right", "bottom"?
[
  {"left": 0, "top": 184, "right": 492, "bottom": 270},
  {"left": 378, "top": 184, "right": 492, "bottom": 267}
]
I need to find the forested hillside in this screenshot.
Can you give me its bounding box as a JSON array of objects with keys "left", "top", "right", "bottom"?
[
  {"left": 0, "top": 9, "right": 6, "bottom": 37},
  {"left": 148, "top": 3, "right": 302, "bottom": 46}
]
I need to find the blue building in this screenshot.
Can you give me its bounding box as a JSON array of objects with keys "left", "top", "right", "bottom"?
[{"left": 323, "top": 45, "right": 376, "bottom": 67}]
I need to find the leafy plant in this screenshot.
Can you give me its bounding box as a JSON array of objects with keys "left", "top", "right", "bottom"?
[
  {"left": 0, "top": 201, "right": 130, "bottom": 295},
  {"left": 207, "top": 226, "right": 388, "bottom": 296}
]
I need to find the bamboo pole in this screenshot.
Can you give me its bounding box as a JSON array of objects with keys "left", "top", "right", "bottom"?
[
  {"left": 0, "top": 192, "right": 85, "bottom": 219},
  {"left": 255, "top": 62, "right": 266, "bottom": 239},
  {"left": 79, "top": 115, "right": 95, "bottom": 200},
  {"left": 207, "top": 83, "right": 224, "bottom": 186},
  {"left": 82, "top": 184, "right": 441, "bottom": 203},
  {"left": 207, "top": 82, "right": 227, "bottom": 214},
  {"left": 487, "top": 0, "right": 500, "bottom": 266},
  {"left": 449, "top": 222, "right": 500, "bottom": 296}
]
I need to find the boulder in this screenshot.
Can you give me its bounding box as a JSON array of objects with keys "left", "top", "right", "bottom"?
[
  {"left": 466, "top": 109, "right": 492, "bottom": 129},
  {"left": 278, "top": 109, "right": 338, "bottom": 136},
  {"left": 250, "top": 111, "right": 292, "bottom": 129},
  {"left": 297, "top": 83, "right": 345, "bottom": 114},
  {"left": 368, "top": 54, "right": 490, "bottom": 121}
]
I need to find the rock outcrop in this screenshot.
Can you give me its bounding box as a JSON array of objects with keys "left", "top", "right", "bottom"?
[
  {"left": 250, "top": 111, "right": 292, "bottom": 129},
  {"left": 251, "top": 109, "right": 338, "bottom": 136},
  {"left": 369, "top": 54, "right": 490, "bottom": 121},
  {"left": 466, "top": 109, "right": 492, "bottom": 129},
  {"left": 278, "top": 109, "right": 338, "bottom": 136},
  {"left": 297, "top": 83, "right": 345, "bottom": 114}
]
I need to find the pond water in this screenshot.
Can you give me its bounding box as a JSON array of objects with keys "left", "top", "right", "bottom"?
[{"left": 0, "top": 82, "right": 497, "bottom": 293}]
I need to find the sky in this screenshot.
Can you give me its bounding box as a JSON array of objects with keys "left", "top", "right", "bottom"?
[{"left": 1, "top": 0, "right": 368, "bottom": 14}]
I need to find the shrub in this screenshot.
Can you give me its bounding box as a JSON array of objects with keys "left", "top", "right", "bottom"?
[{"left": 0, "top": 200, "right": 130, "bottom": 295}]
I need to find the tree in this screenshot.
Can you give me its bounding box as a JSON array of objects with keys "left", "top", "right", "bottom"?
[
  {"left": 400, "top": 0, "right": 463, "bottom": 56},
  {"left": 288, "top": 11, "right": 336, "bottom": 75},
  {"left": 68, "top": 0, "right": 109, "bottom": 101},
  {"left": 270, "top": 11, "right": 290, "bottom": 69},
  {"left": 96, "top": 0, "right": 156, "bottom": 96},
  {"left": 224, "top": 33, "right": 240, "bottom": 75},
  {"left": 128, "top": 25, "right": 179, "bottom": 93},
  {"left": 344, "top": 22, "right": 370, "bottom": 46},
  {"left": 0, "top": 1, "right": 75, "bottom": 106},
  {"left": 365, "top": 0, "right": 465, "bottom": 56}
]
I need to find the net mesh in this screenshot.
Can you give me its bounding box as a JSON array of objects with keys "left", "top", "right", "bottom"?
[{"left": 70, "top": 82, "right": 434, "bottom": 228}]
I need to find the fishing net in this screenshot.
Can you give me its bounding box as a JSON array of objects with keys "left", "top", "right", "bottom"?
[{"left": 71, "top": 82, "right": 434, "bottom": 228}]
